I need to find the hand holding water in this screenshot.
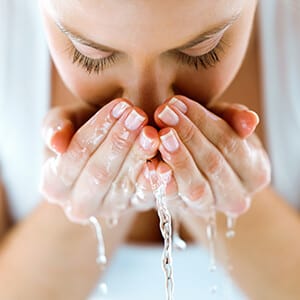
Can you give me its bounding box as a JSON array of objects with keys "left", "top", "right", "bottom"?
[
  {"left": 154, "top": 96, "right": 271, "bottom": 217},
  {"left": 40, "top": 99, "right": 159, "bottom": 223}
]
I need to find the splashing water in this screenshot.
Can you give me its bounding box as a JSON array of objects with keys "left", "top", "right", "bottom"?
[
  {"left": 89, "top": 216, "right": 107, "bottom": 265},
  {"left": 226, "top": 215, "right": 236, "bottom": 239},
  {"left": 206, "top": 207, "right": 217, "bottom": 273},
  {"left": 205, "top": 206, "right": 219, "bottom": 296},
  {"left": 89, "top": 216, "right": 108, "bottom": 297},
  {"left": 147, "top": 162, "right": 175, "bottom": 300},
  {"left": 222, "top": 215, "right": 237, "bottom": 299},
  {"left": 172, "top": 212, "right": 187, "bottom": 251}
]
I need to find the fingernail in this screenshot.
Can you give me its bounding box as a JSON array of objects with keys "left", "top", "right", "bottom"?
[
  {"left": 160, "top": 130, "right": 179, "bottom": 152},
  {"left": 239, "top": 111, "right": 260, "bottom": 131},
  {"left": 125, "top": 109, "right": 146, "bottom": 131},
  {"left": 45, "top": 123, "right": 64, "bottom": 153},
  {"left": 140, "top": 130, "right": 154, "bottom": 150},
  {"left": 169, "top": 97, "right": 188, "bottom": 114},
  {"left": 158, "top": 105, "right": 179, "bottom": 126},
  {"left": 112, "top": 101, "right": 131, "bottom": 118}
]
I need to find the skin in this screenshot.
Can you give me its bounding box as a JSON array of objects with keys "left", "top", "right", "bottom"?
[
  {"left": 39, "top": 0, "right": 269, "bottom": 223},
  {"left": 42, "top": 0, "right": 253, "bottom": 110},
  {"left": 4, "top": 1, "right": 300, "bottom": 300}
]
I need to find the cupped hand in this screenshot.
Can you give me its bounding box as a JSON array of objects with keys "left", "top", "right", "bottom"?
[
  {"left": 40, "top": 99, "right": 159, "bottom": 223},
  {"left": 154, "top": 96, "right": 271, "bottom": 217}
]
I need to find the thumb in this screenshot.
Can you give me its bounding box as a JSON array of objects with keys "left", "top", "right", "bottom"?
[
  {"left": 207, "top": 102, "right": 260, "bottom": 139},
  {"left": 42, "top": 102, "right": 98, "bottom": 154}
]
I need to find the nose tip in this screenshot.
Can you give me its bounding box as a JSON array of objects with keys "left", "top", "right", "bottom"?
[{"left": 122, "top": 84, "right": 176, "bottom": 124}]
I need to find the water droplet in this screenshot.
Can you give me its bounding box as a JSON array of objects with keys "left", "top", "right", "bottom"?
[
  {"left": 209, "top": 264, "right": 217, "bottom": 273},
  {"left": 172, "top": 214, "right": 187, "bottom": 251},
  {"left": 210, "top": 284, "right": 218, "bottom": 294},
  {"left": 89, "top": 216, "right": 107, "bottom": 267},
  {"left": 226, "top": 230, "right": 235, "bottom": 239},
  {"left": 226, "top": 216, "right": 236, "bottom": 240},
  {"left": 98, "top": 282, "right": 108, "bottom": 296},
  {"left": 106, "top": 216, "right": 119, "bottom": 228},
  {"left": 206, "top": 208, "right": 217, "bottom": 274}
]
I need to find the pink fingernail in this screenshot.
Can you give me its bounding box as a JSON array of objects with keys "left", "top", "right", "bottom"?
[
  {"left": 158, "top": 106, "right": 179, "bottom": 126},
  {"left": 45, "top": 123, "right": 64, "bottom": 153},
  {"left": 169, "top": 97, "right": 188, "bottom": 114},
  {"left": 160, "top": 130, "right": 179, "bottom": 152},
  {"left": 112, "top": 101, "right": 131, "bottom": 118},
  {"left": 140, "top": 130, "right": 154, "bottom": 150},
  {"left": 125, "top": 109, "right": 146, "bottom": 131}
]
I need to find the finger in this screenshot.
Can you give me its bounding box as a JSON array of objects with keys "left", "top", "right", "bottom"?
[
  {"left": 158, "top": 128, "right": 214, "bottom": 213},
  {"left": 129, "top": 158, "right": 159, "bottom": 211},
  {"left": 156, "top": 97, "right": 270, "bottom": 193},
  {"left": 155, "top": 161, "right": 181, "bottom": 209},
  {"left": 159, "top": 127, "right": 249, "bottom": 216},
  {"left": 207, "top": 102, "right": 260, "bottom": 139},
  {"left": 70, "top": 107, "right": 148, "bottom": 220},
  {"left": 42, "top": 102, "right": 98, "bottom": 154},
  {"left": 154, "top": 96, "right": 259, "bottom": 139},
  {"left": 40, "top": 156, "right": 70, "bottom": 206},
  {"left": 102, "top": 126, "right": 159, "bottom": 215},
  {"left": 54, "top": 99, "right": 132, "bottom": 188}
]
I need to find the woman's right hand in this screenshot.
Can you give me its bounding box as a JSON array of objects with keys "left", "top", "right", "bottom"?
[{"left": 40, "top": 99, "right": 160, "bottom": 224}]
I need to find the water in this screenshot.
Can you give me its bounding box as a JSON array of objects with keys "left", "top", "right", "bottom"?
[
  {"left": 205, "top": 206, "right": 219, "bottom": 297},
  {"left": 89, "top": 216, "right": 107, "bottom": 265},
  {"left": 206, "top": 207, "right": 217, "bottom": 273},
  {"left": 226, "top": 216, "right": 236, "bottom": 239},
  {"left": 223, "top": 215, "right": 237, "bottom": 299},
  {"left": 89, "top": 216, "right": 108, "bottom": 297},
  {"left": 147, "top": 161, "right": 175, "bottom": 300},
  {"left": 172, "top": 213, "right": 187, "bottom": 251}
]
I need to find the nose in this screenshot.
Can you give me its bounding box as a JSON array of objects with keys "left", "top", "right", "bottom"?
[{"left": 121, "top": 64, "right": 176, "bottom": 124}]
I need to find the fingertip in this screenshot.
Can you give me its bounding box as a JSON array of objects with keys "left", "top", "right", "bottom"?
[
  {"left": 139, "top": 126, "right": 160, "bottom": 153},
  {"left": 235, "top": 110, "right": 260, "bottom": 138},
  {"left": 154, "top": 104, "right": 167, "bottom": 128},
  {"left": 46, "top": 120, "right": 74, "bottom": 154}
]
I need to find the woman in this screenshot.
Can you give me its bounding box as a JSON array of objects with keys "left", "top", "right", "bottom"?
[{"left": 0, "top": 0, "right": 299, "bottom": 299}]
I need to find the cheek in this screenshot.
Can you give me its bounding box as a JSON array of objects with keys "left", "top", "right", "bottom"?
[{"left": 175, "top": 43, "right": 247, "bottom": 106}]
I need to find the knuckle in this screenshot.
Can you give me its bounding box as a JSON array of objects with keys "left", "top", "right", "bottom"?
[
  {"left": 231, "top": 195, "right": 251, "bottom": 216},
  {"left": 181, "top": 183, "right": 212, "bottom": 209},
  {"left": 171, "top": 154, "right": 190, "bottom": 170},
  {"left": 180, "top": 123, "right": 197, "bottom": 144},
  {"left": 190, "top": 183, "right": 209, "bottom": 201},
  {"left": 87, "top": 163, "right": 111, "bottom": 186},
  {"left": 205, "top": 151, "right": 224, "bottom": 176},
  {"left": 110, "top": 130, "right": 132, "bottom": 153},
  {"left": 220, "top": 194, "right": 250, "bottom": 216},
  {"left": 69, "top": 136, "right": 91, "bottom": 159},
  {"left": 113, "top": 176, "right": 135, "bottom": 197},
  {"left": 220, "top": 134, "right": 240, "bottom": 156}
]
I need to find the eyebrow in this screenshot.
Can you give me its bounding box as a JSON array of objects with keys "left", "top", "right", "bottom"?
[{"left": 55, "top": 13, "right": 240, "bottom": 53}]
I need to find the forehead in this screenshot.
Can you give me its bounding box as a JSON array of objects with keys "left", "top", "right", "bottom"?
[{"left": 46, "top": 0, "right": 244, "bottom": 52}]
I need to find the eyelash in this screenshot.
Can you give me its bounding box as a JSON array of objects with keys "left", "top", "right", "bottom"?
[
  {"left": 174, "top": 39, "right": 226, "bottom": 70},
  {"left": 69, "top": 39, "right": 226, "bottom": 74}
]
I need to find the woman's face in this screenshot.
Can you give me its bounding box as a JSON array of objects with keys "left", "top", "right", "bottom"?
[{"left": 40, "top": 0, "right": 257, "bottom": 117}]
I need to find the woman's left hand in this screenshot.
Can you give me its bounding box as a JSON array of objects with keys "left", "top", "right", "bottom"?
[{"left": 154, "top": 96, "right": 271, "bottom": 217}]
